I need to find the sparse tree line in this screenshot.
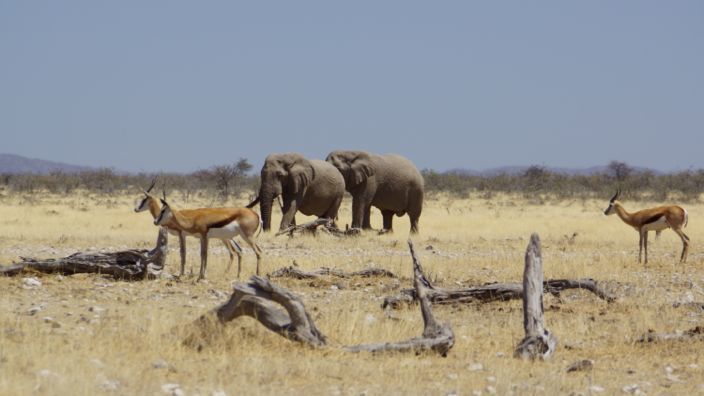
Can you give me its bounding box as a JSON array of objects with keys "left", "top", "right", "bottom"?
[{"left": 1, "top": 160, "right": 703, "bottom": 202}]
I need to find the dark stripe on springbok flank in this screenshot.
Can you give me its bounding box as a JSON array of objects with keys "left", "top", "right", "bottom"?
[
  {"left": 643, "top": 214, "right": 664, "bottom": 225},
  {"left": 210, "top": 214, "right": 239, "bottom": 229}
]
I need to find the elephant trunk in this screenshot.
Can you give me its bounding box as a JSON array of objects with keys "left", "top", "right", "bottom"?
[{"left": 260, "top": 189, "right": 275, "bottom": 232}]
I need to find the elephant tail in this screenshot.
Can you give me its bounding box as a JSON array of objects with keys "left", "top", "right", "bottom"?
[{"left": 246, "top": 195, "right": 260, "bottom": 208}]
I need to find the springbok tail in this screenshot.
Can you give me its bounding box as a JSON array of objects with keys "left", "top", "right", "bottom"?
[
  {"left": 684, "top": 208, "right": 689, "bottom": 228},
  {"left": 256, "top": 217, "right": 263, "bottom": 237}
]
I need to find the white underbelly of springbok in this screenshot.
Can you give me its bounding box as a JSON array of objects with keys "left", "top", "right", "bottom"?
[
  {"left": 207, "top": 221, "right": 243, "bottom": 240},
  {"left": 642, "top": 216, "right": 669, "bottom": 232}
]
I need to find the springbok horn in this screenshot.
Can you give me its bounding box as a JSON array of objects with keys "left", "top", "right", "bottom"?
[
  {"left": 610, "top": 189, "right": 620, "bottom": 202},
  {"left": 146, "top": 178, "right": 157, "bottom": 193}
]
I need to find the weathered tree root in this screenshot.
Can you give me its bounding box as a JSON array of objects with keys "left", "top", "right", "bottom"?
[
  {"left": 188, "top": 240, "right": 454, "bottom": 356},
  {"left": 0, "top": 228, "right": 168, "bottom": 280},
  {"left": 638, "top": 326, "right": 704, "bottom": 343},
  {"left": 269, "top": 266, "right": 397, "bottom": 280},
  {"left": 275, "top": 218, "right": 361, "bottom": 237},
  {"left": 382, "top": 273, "right": 615, "bottom": 309}
]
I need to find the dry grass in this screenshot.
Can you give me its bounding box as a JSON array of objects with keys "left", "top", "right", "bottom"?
[{"left": 1, "top": 189, "right": 703, "bottom": 395}]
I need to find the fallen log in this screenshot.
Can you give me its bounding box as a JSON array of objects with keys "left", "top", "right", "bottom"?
[
  {"left": 514, "top": 233, "right": 557, "bottom": 360},
  {"left": 382, "top": 258, "right": 615, "bottom": 309},
  {"left": 188, "top": 240, "right": 454, "bottom": 356},
  {"left": 0, "top": 228, "right": 168, "bottom": 280},
  {"left": 638, "top": 326, "right": 704, "bottom": 343},
  {"left": 275, "top": 218, "right": 361, "bottom": 237},
  {"left": 269, "top": 266, "right": 397, "bottom": 280}
]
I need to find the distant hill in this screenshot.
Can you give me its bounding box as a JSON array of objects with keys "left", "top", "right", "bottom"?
[
  {"left": 0, "top": 153, "right": 94, "bottom": 174},
  {"left": 446, "top": 165, "right": 662, "bottom": 177}
]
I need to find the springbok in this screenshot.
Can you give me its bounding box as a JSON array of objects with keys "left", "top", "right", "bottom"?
[
  {"left": 604, "top": 189, "right": 689, "bottom": 264},
  {"left": 136, "top": 182, "right": 259, "bottom": 278},
  {"left": 153, "top": 194, "right": 262, "bottom": 281}
]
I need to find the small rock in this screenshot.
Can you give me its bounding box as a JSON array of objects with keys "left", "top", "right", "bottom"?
[
  {"left": 446, "top": 373, "right": 458, "bottom": 380},
  {"left": 101, "top": 379, "right": 120, "bottom": 391},
  {"left": 468, "top": 362, "right": 484, "bottom": 371},
  {"left": 567, "top": 359, "right": 594, "bottom": 373},
  {"left": 589, "top": 385, "right": 605, "bottom": 393},
  {"left": 330, "top": 284, "right": 339, "bottom": 291},
  {"left": 89, "top": 306, "right": 105, "bottom": 314},
  {"left": 152, "top": 359, "right": 169, "bottom": 369},
  {"left": 485, "top": 385, "right": 497, "bottom": 394},
  {"left": 485, "top": 376, "right": 496, "bottom": 383},
  {"left": 211, "top": 391, "right": 227, "bottom": 396},
  {"left": 28, "top": 306, "right": 43, "bottom": 315},
  {"left": 23, "top": 277, "right": 42, "bottom": 288},
  {"left": 622, "top": 384, "right": 640, "bottom": 394},
  {"left": 162, "top": 383, "right": 184, "bottom": 396},
  {"left": 365, "top": 314, "right": 376, "bottom": 324}
]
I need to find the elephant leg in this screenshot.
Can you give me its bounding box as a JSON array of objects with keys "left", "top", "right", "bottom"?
[
  {"left": 280, "top": 196, "right": 299, "bottom": 230},
  {"left": 323, "top": 196, "right": 343, "bottom": 229},
  {"left": 362, "top": 204, "right": 373, "bottom": 230},
  {"left": 409, "top": 214, "right": 420, "bottom": 234},
  {"left": 381, "top": 210, "right": 394, "bottom": 232},
  {"left": 351, "top": 197, "right": 367, "bottom": 229}
]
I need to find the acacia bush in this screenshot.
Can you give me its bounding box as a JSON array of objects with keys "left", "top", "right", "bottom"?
[{"left": 1, "top": 160, "right": 702, "bottom": 203}]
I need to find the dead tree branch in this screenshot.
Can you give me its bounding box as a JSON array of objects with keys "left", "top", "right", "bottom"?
[
  {"left": 188, "top": 240, "right": 453, "bottom": 356},
  {"left": 275, "top": 218, "right": 361, "bottom": 237},
  {"left": 514, "top": 233, "right": 557, "bottom": 360},
  {"left": 269, "top": 266, "right": 396, "bottom": 280},
  {"left": 345, "top": 240, "right": 454, "bottom": 356},
  {"left": 0, "top": 228, "right": 168, "bottom": 280}
]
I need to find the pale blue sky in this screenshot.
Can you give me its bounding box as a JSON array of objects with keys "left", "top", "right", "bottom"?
[{"left": 2, "top": 1, "right": 703, "bottom": 172}]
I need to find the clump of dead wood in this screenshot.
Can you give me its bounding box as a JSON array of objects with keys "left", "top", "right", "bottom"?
[
  {"left": 275, "top": 218, "right": 361, "bottom": 237},
  {"left": 187, "top": 240, "right": 454, "bottom": 356},
  {"left": 0, "top": 228, "right": 168, "bottom": 280},
  {"left": 269, "top": 265, "right": 396, "bottom": 280}
]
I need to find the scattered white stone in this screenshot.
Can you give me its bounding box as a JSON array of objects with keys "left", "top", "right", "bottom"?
[
  {"left": 688, "top": 363, "right": 699, "bottom": 369},
  {"left": 90, "top": 358, "right": 105, "bottom": 368},
  {"left": 365, "top": 314, "right": 376, "bottom": 324},
  {"left": 485, "top": 385, "right": 497, "bottom": 394},
  {"left": 446, "top": 391, "right": 458, "bottom": 396},
  {"left": 101, "top": 379, "right": 120, "bottom": 391},
  {"left": 485, "top": 376, "right": 496, "bottom": 383},
  {"left": 152, "top": 359, "right": 169, "bottom": 369},
  {"left": 330, "top": 284, "right": 339, "bottom": 290},
  {"left": 622, "top": 384, "right": 640, "bottom": 394},
  {"left": 28, "top": 306, "right": 43, "bottom": 315},
  {"left": 23, "top": 277, "right": 42, "bottom": 288},
  {"left": 446, "top": 373, "right": 458, "bottom": 380},
  {"left": 162, "top": 383, "right": 184, "bottom": 396},
  {"left": 664, "top": 364, "right": 675, "bottom": 374},
  {"left": 589, "top": 385, "right": 605, "bottom": 393},
  {"left": 471, "top": 391, "right": 482, "bottom": 396},
  {"left": 36, "top": 369, "right": 58, "bottom": 378},
  {"left": 495, "top": 352, "right": 506, "bottom": 358},
  {"left": 468, "top": 362, "right": 484, "bottom": 372},
  {"left": 666, "top": 373, "right": 683, "bottom": 383},
  {"left": 89, "top": 306, "right": 105, "bottom": 313},
  {"left": 211, "top": 390, "right": 227, "bottom": 396}
]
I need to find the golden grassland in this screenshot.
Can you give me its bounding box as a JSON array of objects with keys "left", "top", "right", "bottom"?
[{"left": 0, "top": 188, "right": 703, "bottom": 395}]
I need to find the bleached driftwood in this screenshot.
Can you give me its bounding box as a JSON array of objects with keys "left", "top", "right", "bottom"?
[
  {"left": 382, "top": 254, "right": 615, "bottom": 309},
  {"left": 0, "top": 228, "right": 168, "bottom": 280},
  {"left": 344, "top": 240, "right": 454, "bottom": 356},
  {"left": 382, "top": 278, "right": 614, "bottom": 309},
  {"left": 514, "top": 233, "right": 557, "bottom": 360},
  {"left": 275, "top": 218, "right": 361, "bottom": 237},
  {"left": 269, "top": 266, "right": 396, "bottom": 280},
  {"left": 638, "top": 326, "right": 704, "bottom": 343},
  {"left": 188, "top": 240, "right": 454, "bottom": 356}
]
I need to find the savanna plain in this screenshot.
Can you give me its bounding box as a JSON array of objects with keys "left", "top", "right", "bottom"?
[{"left": 1, "top": 188, "right": 703, "bottom": 395}]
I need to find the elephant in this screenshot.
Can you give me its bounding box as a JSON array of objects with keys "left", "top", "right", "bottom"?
[
  {"left": 248, "top": 153, "right": 346, "bottom": 232},
  {"left": 325, "top": 150, "right": 424, "bottom": 234}
]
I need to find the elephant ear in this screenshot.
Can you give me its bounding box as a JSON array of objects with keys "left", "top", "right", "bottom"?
[
  {"left": 350, "top": 153, "right": 375, "bottom": 185},
  {"left": 289, "top": 161, "right": 315, "bottom": 194}
]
